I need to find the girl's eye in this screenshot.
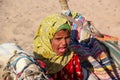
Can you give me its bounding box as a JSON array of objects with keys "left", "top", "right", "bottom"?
[
  {"left": 66, "top": 36, "right": 70, "bottom": 39},
  {"left": 55, "top": 37, "right": 62, "bottom": 41}
]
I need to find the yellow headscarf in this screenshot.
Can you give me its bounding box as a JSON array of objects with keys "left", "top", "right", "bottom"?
[{"left": 33, "top": 14, "right": 73, "bottom": 74}]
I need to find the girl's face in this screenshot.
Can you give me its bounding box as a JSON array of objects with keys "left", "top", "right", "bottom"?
[{"left": 51, "top": 30, "right": 70, "bottom": 56}]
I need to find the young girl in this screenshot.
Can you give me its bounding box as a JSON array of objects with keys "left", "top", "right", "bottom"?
[{"left": 33, "top": 14, "right": 84, "bottom": 80}]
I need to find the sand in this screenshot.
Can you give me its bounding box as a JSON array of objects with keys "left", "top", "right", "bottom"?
[{"left": 0, "top": 0, "right": 120, "bottom": 52}]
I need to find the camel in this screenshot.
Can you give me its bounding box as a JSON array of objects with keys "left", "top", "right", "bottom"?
[{"left": 0, "top": 43, "right": 49, "bottom": 80}]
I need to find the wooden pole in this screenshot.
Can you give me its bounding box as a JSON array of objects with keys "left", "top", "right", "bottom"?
[
  {"left": 59, "top": 0, "right": 72, "bottom": 16},
  {"left": 59, "top": 0, "right": 69, "bottom": 11}
]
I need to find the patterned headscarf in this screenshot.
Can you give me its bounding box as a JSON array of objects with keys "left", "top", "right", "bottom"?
[{"left": 33, "top": 14, "right": 73, "bottom": 74}]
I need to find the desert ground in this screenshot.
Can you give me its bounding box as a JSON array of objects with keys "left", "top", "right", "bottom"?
[
  {"left": 0, "top": 0, "right": 120, "bottom": 53},
  {"left": 0, "top": 0, "right": 120, "bottom": 79}
]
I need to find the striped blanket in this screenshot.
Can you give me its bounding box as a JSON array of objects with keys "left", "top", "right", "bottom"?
[
  {"left": 97, "top": 34, "right": 120, "bottom": 68},
  {"left": 87, "top": 35, "right": 120, "bottom": 80},
  {"left": 70, "top": 30, "right": 120, "bottom": 79}
]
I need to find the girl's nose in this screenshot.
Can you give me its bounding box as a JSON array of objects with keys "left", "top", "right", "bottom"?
[{"left": 61, "top": 39, "right": 67, "bottom": 45}]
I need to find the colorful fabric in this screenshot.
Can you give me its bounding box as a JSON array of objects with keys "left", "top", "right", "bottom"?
[
  {"left": 102, "top": 41, "right": 120, "bottom": 68},
  {"left": 69, "top": 13, "right": 120, "bottom": 79},
  {"left": 71, "top": 12, "right": 91, "bottom": 43},
  {"left": 33, "top": 14, "right": 74, "bottom": 74},
  {"left": 96, "top": 34, "right": 119, "bottom": 43},
  {"left": 96, "top": 32, "right": 120, "bottom": 68},
  {"left": 70, "top": 37, "right": 116, "bottom": 79},
  {"left": 51, "top": 54, "right": 84, "bottom": 80}
]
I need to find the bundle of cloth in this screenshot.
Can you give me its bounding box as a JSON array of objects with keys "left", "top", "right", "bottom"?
[
  {"left": 66, "top": 11, "right": 120, "bottom": 80},
  {"left": 0, "top": 43, "right": 52, "bottom": 80}
]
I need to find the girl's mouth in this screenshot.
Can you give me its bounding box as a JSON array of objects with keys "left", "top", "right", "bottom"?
[{"left": 58, "top": 47, "right": 66, "bottom": 53}]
